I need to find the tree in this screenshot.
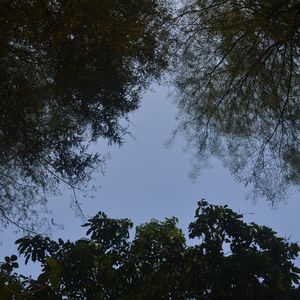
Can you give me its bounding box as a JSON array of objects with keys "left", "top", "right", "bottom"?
[
  {"left": 172, "top": 0, "right": 300, "bottom": 203},
  {"left": 0, "top": 0, "right": 172, "bottom": 231},
  {"left": 1, "top": 200, "right": 299, "bottom": 299}
]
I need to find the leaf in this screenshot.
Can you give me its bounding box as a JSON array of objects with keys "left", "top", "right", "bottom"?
[
  {"left": 86, "top": 227, "right": 93, "bottom": 236},
  {"left": 46, "top": 257, "right": 61, "bottom": 290},
  {"left": 37, "top": 272, "right": 48, "bottom": 284},
  {"left": 10, "top": 255, "right": 17, "bottom": 262}
]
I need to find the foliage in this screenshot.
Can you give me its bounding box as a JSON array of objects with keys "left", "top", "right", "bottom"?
[
  {"left": 0, "top": 0, "right": 172, "bottom": 230},
  {"left": 172, "top": 0, "right": 300, "bottom": 202},
  {"left": 1, "top": 201, "right": 300, "bottom": 299}
]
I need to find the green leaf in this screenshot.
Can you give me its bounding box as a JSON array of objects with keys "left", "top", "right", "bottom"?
[{"left": 46, "top": 257, "right": 61, "bottom": 289}]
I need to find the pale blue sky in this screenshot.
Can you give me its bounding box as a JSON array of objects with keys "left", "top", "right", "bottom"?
[{"left": 3, "top": 84, "right": 300, "bottom": 275}]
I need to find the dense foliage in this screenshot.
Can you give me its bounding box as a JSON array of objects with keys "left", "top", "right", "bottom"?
[
  {"left": 173, "top": 0, "right": 300, "bottom": 202},
  {"left": 1, "top": 0, "right": 300, "bottom": 232},
  {"left": 0, "top": 0, "right": 172, "bottom": 230},
  {"left": 1, "top": 201, "right": 299, "bottom": 299}
]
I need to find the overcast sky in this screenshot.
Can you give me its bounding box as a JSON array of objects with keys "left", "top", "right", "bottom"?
[{"left": 3, "top": 84, "right": 300, "bottom": 275}]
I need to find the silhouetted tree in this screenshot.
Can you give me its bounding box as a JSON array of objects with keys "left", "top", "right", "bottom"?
[
  {"left": 172, "top": 0, "right": 300, "bottom": 203},
  {"left": 0, "top": 0, "right": 172, "bottom": 230},
  {"left": 1, "top": 201, "right": 299, "bottom": 299}
]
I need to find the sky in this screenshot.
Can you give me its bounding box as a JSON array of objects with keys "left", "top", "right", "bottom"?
[{"left": 2, "top": 83, "right": 300, "bottom": 275}]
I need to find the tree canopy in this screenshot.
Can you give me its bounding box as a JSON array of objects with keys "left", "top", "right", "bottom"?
[
  {"left": 172, "top": 0, "right": 300, "bottom": 202},
  {"left": 2, "top": 0, "right": 300, "bottom": 230},
  {"left": 0, "top": 0, "right": 172, "bottom": 230},
  {"left": 1, "top": 201, "right": 300, "bottom": 299}
]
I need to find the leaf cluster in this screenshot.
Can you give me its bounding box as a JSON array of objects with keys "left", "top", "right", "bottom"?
[
  {"left": 172, "top": 0, "right": 300, "bottom": 202},
  {"left": 1, "top": 201, "right": 299, "bottom": 299},
  {"left": 0, "top": 0, "right": 173, "bottom": 230}
]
